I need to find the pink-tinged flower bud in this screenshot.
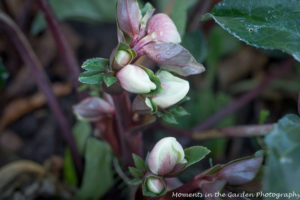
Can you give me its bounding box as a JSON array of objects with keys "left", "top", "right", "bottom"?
[
  {"left": 152, "top": 71, "right": 189, "bottom": 108},
  {"left": 116, "top": 64, "right": 156, "bottom": 93},
  {"left": 147, "top": 137, "right": 186, "bottom": 176},
  {"left": 73, "top": 97, "right": 114, "bottom": 121},
  {"left": 112, "top": 50, "right": 132, "bottom": 70},
  {"left": 145, "top": 176, "right": 166, "bottom": 195},
  {"left": 147, "top": 13, "right": 181, "bottom": 44}
]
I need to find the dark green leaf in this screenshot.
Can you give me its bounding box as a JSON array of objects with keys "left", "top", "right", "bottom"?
[
  {"left": 32, "top": 0, "right": 117, "bottom": 34},
  {"left": 169, "top": 106, "right": 189, "bottom": 117},
  {"left": 129, "top": 167, "right": 144, "bottom": 179},
  {"left": 184, "top": 146, "right": 210, "bottom": 168},
  {"left": 63, "top": 148, "right": 78, "bottom": 186},
  {"left": 132, "top": 154, "right": 146, "bottom": 171},
  {"left": 76, "top": 138, "right": 113, "bottom": 200},
  {"left": 182, "top": 31, "right": 207, "bottom": 63},
  {"left": 103, "top": 75, "right": 118, "bottom": 87},
  {"left": 208, "top": 0, "right": 300, "bottom": 61},
  {"left": 127, "top": 178, "right": 142, "bottom": 186},
  {"left": 79, "top": 71, "right": 103, "bottom": 85},
  {"left": 264, "top": 114, "right": 300, "bottom": 193},
  {"left": 161, "top": 112, "right": 178, "bottom": 124},
  {"left": 72, "top": 121, "right": 91, "bottom": 155},
  {"left": 81, "top": 57, "right": 108, "bottom": 72}
]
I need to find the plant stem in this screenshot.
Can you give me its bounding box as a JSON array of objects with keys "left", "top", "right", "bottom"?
[
  {"left": 194, "top": 58, "right": 295, "bottom": 131},
  {"left": 188, "top": 0, "right": 212, "bottom": 31},
  {"left": 0, "top": 12, "right": 83, "bottom": 178},
  {"left": 112, "top": 92, "right": 132, "bottom": 162},
  {"left": 36, "top": 0, "right": 83, "bottom": 98},
  {"left": 158, "top": 123, "right": 274, "bottom": 140}
]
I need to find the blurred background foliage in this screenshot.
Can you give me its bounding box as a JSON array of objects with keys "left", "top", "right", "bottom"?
[{"left": 1, "top": 0, "right": 300, "bottom": 199}]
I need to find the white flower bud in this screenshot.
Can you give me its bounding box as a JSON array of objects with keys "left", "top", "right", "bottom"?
[
  {"left": 147, "top": 137, "right": 186, "bottom": 176},
  {"left": 116, "top": 64, "right": 157, "bottom": 94},
  {"left": 147, "top": 13, "right": 181, "bottom": 44},
  {"left": 145, "top": 176, "right": 165, "bottom": 194},
  {"left": 114, "top": 50, "right": 132, "bottom": 69},
  {"left": 152, "top": 71, "right": 189, "bottom": 108}
]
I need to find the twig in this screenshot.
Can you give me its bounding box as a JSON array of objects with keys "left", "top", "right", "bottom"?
[
  {"left": 36, "top": 0, "right": 83, "bottom": 97},
  {"left": 0, "top": 13, "right": 83, "bottom": 178},
  {"left": 194, "top": 58, "right": 295, "bottom": 131},
  {"left": 158, "top": 123, "right": 273, "bottom": 140}
]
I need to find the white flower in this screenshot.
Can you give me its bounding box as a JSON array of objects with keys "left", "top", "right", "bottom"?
[
  {"left": 147, "top": 137, "right": 186, "bottom": 176},
  {"left": 145, "top": 176, "right": 165, "bottom": 194},
  {"left": 152, "top": 71, "right": 189, "bottom": 108},
  {"left": 116, "top": 64, "right": 156, "bottom": 93}
]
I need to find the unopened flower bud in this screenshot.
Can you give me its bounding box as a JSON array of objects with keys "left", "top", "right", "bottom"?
[
  {"left": 73, "top": 97, "right": 114, "bottom": 121},
  {"left": 112, "top": 50, "right": 132, "bottom": 70},
  {"left": 147, "top": 13, "right": 181, "bottom": 44},
  {"left": 145, "top": 176, "right": 166, "bottom": 195},
  {"left": 116, "top": 64, "right": 156, "bottom": 94},
  {"left": 152, "top": 71, "right": 189, "bottom": 108},
  {"left": 147, "top": 137, "right": 186, "bottom": 176}
]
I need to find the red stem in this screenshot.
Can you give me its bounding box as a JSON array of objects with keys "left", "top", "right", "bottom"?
[
  {"left": 0, "top": 13, "right": 83, "bottom": 178},
  {"left": 112, "top": 92, "right": 132, "bottom": 162},
  {"left": 194, "top": 58, "right": 295, "bottom": 131},
  {"left": 36, "top": 0, "right": 83, "bottom": 97}
]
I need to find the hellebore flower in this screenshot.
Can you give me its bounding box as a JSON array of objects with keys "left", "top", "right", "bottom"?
[
  {"left": 147, "top": 137, "right": 187, "bottom": 176},
  {"left": 116, "top": 64, "right": 156, "bottom": 93},
  {"left": 147, "top": 13, "right": 181, "bottom": 44},
  {"left": 73, "top": 97, "right": 114, "bottom": 121},
  {"left": 152, "top": 71, "right": 189, "bottom": 108},
  {"left": 145, "top": 175, "right": 166, "bottom": 195}
]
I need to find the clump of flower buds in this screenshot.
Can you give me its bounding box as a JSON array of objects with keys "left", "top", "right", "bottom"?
[{"left": 147, "top": 137, "right": 187, "bottom": 176}]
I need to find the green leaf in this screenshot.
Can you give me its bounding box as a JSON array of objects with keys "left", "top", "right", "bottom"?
[
  {"left": 264, "top": 114, "right": 300, "bottom": 193},
  {"left": 182, "top": 31, "right": 207, "bottom": 63},
  {"left": 160, "top": 112, "right": 178, "bottom": 124},
  {"left": 31, "top": 0, "right": 117, "bottom": 34},
  {"left": 72, "top": 121, "right": 91, "bottom": 155},
  {"left": 76, "top": 138, "right": 113, "bottom": 200},
  {"left": 132, "top": 154, "right": 146, "bottom": 171},
  {"left": 141, "top": 66, "right": 162, "bottom": 97},
  {"left": 258, "top": 109, "right": 270, "bottom": 124},
  {"left": 169, "top": 106, "right": 189, "bottom": 117},
  {"left": 127, "top": 178, "right": 142, "bottom": 186},
  {"left": 208, "top": 0, "right": 300, "bottom": 62},
  {"left": 63, "top": 148, "right": 78, "bottom": 186},
  {"left": 0, "top": 58, "right": 8, "bottom": 89},
  {"left": 78, "top": 71, "right": 103, "bottom": 84},
  {"left": 128, "top": 167, "right": 144, "bottom": 179},
  {"left": 184, "top": 146, "right": 210, "bottom": 168},
  {"left": 103, "top": 75, "right": 117, "bottom": 87},
  {"left": 81, "top": 57, "right": 109, "bottom": 72},
  {"left": 141, "top": 2, "right": 154, "bottom": 16}
]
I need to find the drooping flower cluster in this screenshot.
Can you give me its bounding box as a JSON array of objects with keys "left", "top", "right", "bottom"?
[{"left": 112, "top": 0, "right": 205, "bottom": 113}]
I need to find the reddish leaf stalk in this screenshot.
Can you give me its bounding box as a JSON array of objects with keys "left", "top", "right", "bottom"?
[
  {"left": 112, "top": 92, "right": 134, "bottom": 162},
  {"left": 36, "top": 0, "right": 83, "bottom": 97},
  {"left": 188, "top": 0, "right": 213, "bottom": 31},
  {"left": 194, "top": 58, "right": 295, "bottom": 131},
  {"left": 159, "top": 123, "right": 274, "bottom": 139},
  {"left": 0, "top": 13, "right": 83, "bottom": 177}
]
